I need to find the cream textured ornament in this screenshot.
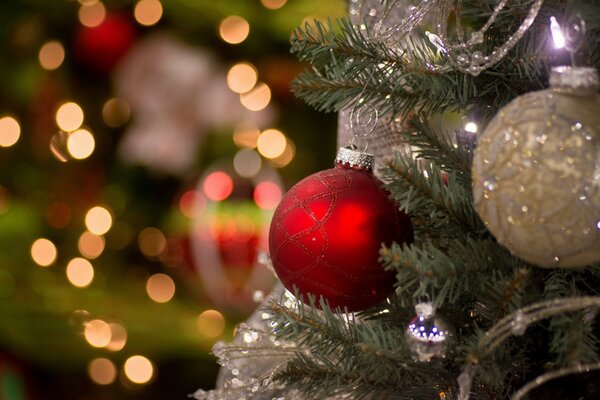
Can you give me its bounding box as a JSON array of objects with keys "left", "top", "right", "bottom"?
[{"left": 472, "top": 66, "right": 600, "bottom": 268}]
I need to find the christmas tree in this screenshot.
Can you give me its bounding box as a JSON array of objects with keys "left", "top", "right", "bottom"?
[{"left": 200, "top": 1, "right": 600, "bottom": 399}]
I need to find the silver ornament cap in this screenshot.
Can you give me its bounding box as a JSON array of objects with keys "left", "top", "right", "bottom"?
[
  {"left": 550, "top": 66, "right": 599, "bottom": 94},
  {"left": 334, "top": 146, "right": 375, "bottom": 171}
]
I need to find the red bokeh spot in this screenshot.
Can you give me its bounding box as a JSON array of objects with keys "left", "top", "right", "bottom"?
[
  {"left": 253, "top": 181, "right": 282, "bottom": 210},
  {"left": 203, "top": 172, "right": 234, "bottom": 201},
  {"left": 179, "top": 190, "right": 206, "bottom": 218}
]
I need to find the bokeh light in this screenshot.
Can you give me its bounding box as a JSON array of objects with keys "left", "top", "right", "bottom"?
[
  {"left": 56, "top": 102, "right": 84, "bottom": 132},
  {"left": 261, "top": 0, "right": 287, "bottom": 9},
  {"left": 138, "top": 227, "right": 166, "bottom": 258},
  {"left": 227, "top": 62, "right": 258, "bottom": 93},
  {"left": 38, "top": 40, "right": 65, "bottom": 70},
  {"left": 257, "top": 129, "right": 286, "bottom": 159},
  {"left": 124, "top": 355, "right": 154, "bottom": 384},
  {"left": 179, "top": 190, "right": 206, "bottom": 219},
  {"left": 102, "top": 98, "right": 131, "bottom": 127},
  {"left": 106, "top": 322, "right": 128, "bottom": 351},
  {"left": 88, "top": 358, "right": 117, "bottom": 385},
  {"left": 233, "top": 149, "right": 262, "bottom": 178},
  {"left": 146, "top": 273, "right": 176, "bottom": 303},
  {"left": 134, "top": 0, "right": 163, "bottom": 27},
  {"left": 31, "top": 238, "right": 58, "bottom": 267},
  {"left": 78, "top": 231, "right": 105, "bottom": 259},
  {"left": 197, "top": 310, "right": 225, "bottom": 338},
  {"left": 232, "top": 122, "right": 260, "bottom": 149},
  {"left": 66, "top": 257, "right": 95, "bottom": 288},
  {"left": 85, "top": 206, "right": 113, "bottom": 235},
  {"left": 219, "top": 16, "right": 250, "bottom": 44},
  {"left": 84, "top": 319, "right": 111, "bottom": 348},
  {"left": 270, "top": 139, "right": 296, "bottom": 168},
  {"left": 239, "top": 83, "right": 271, "bottom": 111},
  {"left": 203, "top": 171, "right": 234, "bottom": 201},
  {"left": 0, "top": 116, "right": 21, "bottom": 148},
  {"left": 67, "top": 129, "right": 95, "bottom": 160},
  {"left": 78, "top": 1, "right": 106, "bottom": 27},
  {"left": 253, "top": 181, "right": 282, "bottom": 210}
]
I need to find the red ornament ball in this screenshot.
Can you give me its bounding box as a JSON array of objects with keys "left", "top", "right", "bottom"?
[
  {"left": 269, "top": 153, "right": 413, "bottom": 312},
  {"left": 74, "top": 13, "right": 136, "bottom": 73}
]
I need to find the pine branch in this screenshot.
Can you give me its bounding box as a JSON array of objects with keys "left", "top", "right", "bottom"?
[{"left": 381, "top": 151, "right": 486, "bottom": 238}]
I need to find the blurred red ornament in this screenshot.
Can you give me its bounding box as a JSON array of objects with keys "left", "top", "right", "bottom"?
[
  {"left": 269, "top": 147, "right": 413, "bottom": 312},
  {"left": 74, "top": 13, "right": 136, "bottom": 73}
]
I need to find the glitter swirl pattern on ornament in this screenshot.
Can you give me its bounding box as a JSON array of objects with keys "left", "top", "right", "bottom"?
[{"left": 472, "top": 89, "right": 600, "bottom": 267}]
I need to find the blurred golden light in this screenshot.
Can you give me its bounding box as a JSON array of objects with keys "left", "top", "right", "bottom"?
[
  {"left": 227, "top": 63, "right": 258, "bottom": 94},
  {"left": 179, "top": 190, "right": 206, "bottom": 219},
  {"left": 138, "top": 227, "right": 166, "bottom": 258},
  {"left": 232, "top": 122, "right": 260, "bottom": 149},
  {"left": 197, "top": 309, "right": 225, "bottom": 338},
  {"left": 0, "top": 186, "right": 10, "bottom": 215},
  {"left": 203, "top": 171, "right": 234, "bottom": 202},
  {"left": 239, "top": 83, "right": 271, "bottom": 111},
  {"left": 0, "top": 116, "right": 21, "bottom": 148},
  {"left": 78, "top": 231, "right": 105, "bottom": 259},
  {"left": 31, "top": 238, "right": 57, "bottom": 267},
  {"left": 253, "top": 181, "right": 282, "bottom": 210},
  {"left": 38, "top": 40, "right": 65, "bottom": 70},
  {"left": 84, "top": 319, "right": 111, "bottom": 348},
  {"left": 88, "top": 358, "right": 117, "bottom": 385},
  {"left": 146, "top": 273, "right": 176, "bottom": 303},
  {"left": 85, "top": 206, "right": 112, "bottom": 235},
  {"left": 47, "top": 201, "right": 71, "bottom": 228},
  {"left": 106, "top": 322, "right": 128, "bottom": 351},
  {"left": 257, "top": 129, "right": 286, "bottom": 159},
  {"left": 56, "top": 102, "right": 84, "bottom": 132},
  {"left": 66, "top": 257, "right": 95, "bottom": 288},
  {"left": 124, "top": 355, "right": 154, "bottom": 384},
  {"left": 67, "top": 128, "right": 95, "bottom": 160},
  {"left": 219, "top": 16, "right": 250, "bottom": 44},
  {"left": 102, "top": 98, "right": 131, "bottom": 128},
  {"left": 134, "top": 0, "right": 163, "bottom": 27},
  {"left": 261, "top": 0, "right": 287, "bottom": 9},
  {"left": 233, "top": 149, "right": 261, "bottom": 178},
  {"left": 270, "top": 139, "right": 295, "bottom": 168},
  {"left": 78, "top": 1, "right": 106, "bottom": 28}
]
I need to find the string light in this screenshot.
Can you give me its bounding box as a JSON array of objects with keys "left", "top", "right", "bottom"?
[
  {"left": 106, "top": 322, "right": 128, "bottom": 351},
  {"left": 78, "top": 231, "right": 105, "bottom": 259},
  {"left": 88, "top": 358, "right": 117, "bottom": 385},
  {"left": 66, "top": 257, "right": 95, "bottom": 288},
  {"left": 464, "top": 122, "right": 478, "bottom": 133},
  {"left": 84, "top": 319, "right": 111, "bottom": 347},
  {"left": 197, "top": 310, "right": 226, "bottom": 338},
  {"left": 134, "top": 0, "right": 163, "bottom": 27},
  {"left": 38, "top": 41, "right": 65, "bottom": 70},
  {"left": 85, "top": 206, "right": 112, "bottom": 235},
  {"left": 261, "top": 0, "right": 287, "bottom": 10},
  {"left": 123, "top": 355, "right": 154, "bottom": 384},
  {"left": 239, "top": 83, "right": 271, "bottom": 111},
  {"left": 257, "top": 129, "right": 286, "bottom": 159},
  {"left": 102, "top": 98, "right": 131, "bottom": 127},
  {"left": 31, "top": 238, "right": 58, "bottom": 267},
  {"left": 67, "top": 128, "right": 95, "bottom": 159},
  {"left": 219, "top": 16, "right": 250, "bottom": 44},
  {"left": 145, "top": 273, "right": 176, "bottom": 303},
  {"left": 232, "top": 122, "right": 260, "bottom": 149},
  {"left": 203, "top": 171, "right": 234, "bottom": 201},
  {"left": 227, "top": 62, "right": 258, "bottom": 93},
  {"left": 78, "top": 1, "right": 106, "bottom": 28},
  {"left": 269, "top": 139, "right": 295, "bottom": 168},
  {"left": 138, "top": 227, "right": 166, "bottom": 258},
  {"left": 233, "top": 149, "right": 262, "bottom": 178},
  {"left": 179, "top": 190, "right": 206, "bottom": 219},
  {"left": 0, "top": 116, "right": 21, "bottom": 147},
  {"left": 253, "top": 181, "right": 282, "bottom": 210},
  {"left": 56, "top": 102, "right": 84, "bottom": 132}
]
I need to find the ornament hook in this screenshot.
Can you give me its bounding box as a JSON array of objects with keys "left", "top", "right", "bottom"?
[{"left": 349, "top": 98, "right": 379, "bottom": 153}]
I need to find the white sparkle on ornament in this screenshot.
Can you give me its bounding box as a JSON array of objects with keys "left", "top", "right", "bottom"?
[
  {"left": 550, "top": 17, "right": 566, "bottom": 49},
  {"left": 464, "top": 121, "right": 478, "bottom": 133}
]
